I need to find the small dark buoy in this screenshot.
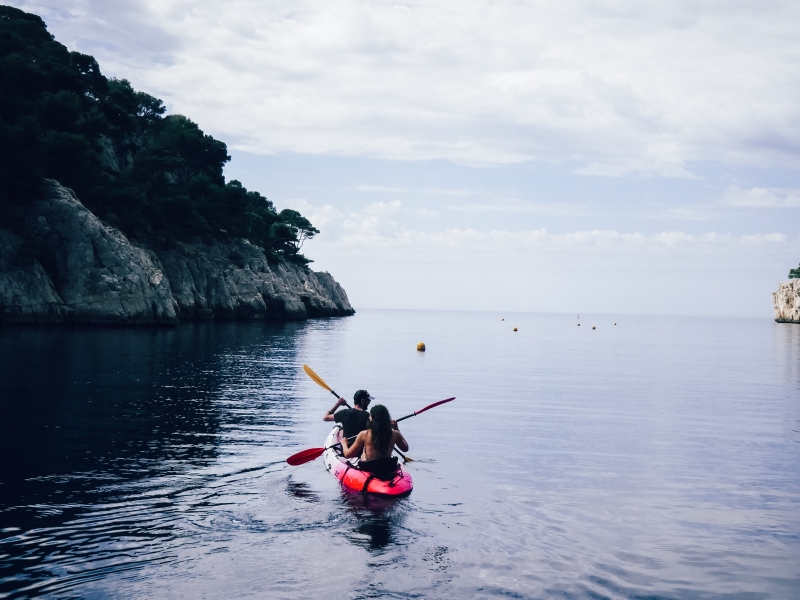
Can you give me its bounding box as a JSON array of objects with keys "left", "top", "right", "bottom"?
[
  {"left": 416, "top": 342, "right": 426, "bottom": 352},
  {"left": 513, "top": 327, "right": 517, "bottom": 332},
  {"left": 577, "top": 323, "right": 580, "bottom": 326},
  {"left": 614, "top": 323, "right": 617, "bottom": 326},
  {"left": 592, "top": 326, "right": 596, "bottom": 330},
  {"left": 501, "top": 318, "right": 504, "bottom": 321}
]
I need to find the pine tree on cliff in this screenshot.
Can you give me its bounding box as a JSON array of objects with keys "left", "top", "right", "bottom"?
[
  {"left": 790, "top": 264, "right": 800, "bottom": 279},
  {"left": 0, "top": 5, "right": 317, "bottom": 264}
]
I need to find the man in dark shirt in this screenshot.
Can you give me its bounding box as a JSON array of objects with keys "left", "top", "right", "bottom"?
[{"left": 323, "top": 389, "right": 372, "bottom": 441}]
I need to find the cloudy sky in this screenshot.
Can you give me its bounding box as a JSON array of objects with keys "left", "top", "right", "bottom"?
[{"left": 9, "top": 0, "right": 800, "bottom": 316}]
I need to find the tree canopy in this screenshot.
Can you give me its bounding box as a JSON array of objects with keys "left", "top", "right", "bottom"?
[
  {"left": 790, "top": 264, "right": 800, "bottom": 279},
  {"left": 0, "top": 6, "right": 317, "bottom": 264}
]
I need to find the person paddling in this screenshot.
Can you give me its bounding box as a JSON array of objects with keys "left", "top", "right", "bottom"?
[
  {"left": 323, "top": 389, "right": 372, "bottom": 441},
  {"left": 342, "top": 405, "right": 409, "bottom": 477}
]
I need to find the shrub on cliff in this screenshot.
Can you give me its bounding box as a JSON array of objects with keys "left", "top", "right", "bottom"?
[
  {"left": 0, "top": 6, "right": 317, "bottom": 264},
  {"left": 790, "top": 264, "right": 800, "bottom": 279}
]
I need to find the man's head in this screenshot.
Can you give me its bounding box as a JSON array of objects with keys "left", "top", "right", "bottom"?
[{"left": 353, "top": 389, "right": 372, "bottom": 409}]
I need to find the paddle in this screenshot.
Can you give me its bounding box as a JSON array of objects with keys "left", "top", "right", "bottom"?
[
  {"left": 286, "top": 397, "right": 456, "bottom": 466},
  {"left": 286, "top": 443, "right": 341, "bottom": 466},
  {"left": 394, "top": 398, "right": 453, "bottom": 462},
  {"left": 393, "top": 447, "right": 413, "bottom": 463},
  {"left": 396, "top": 397, "right": 455, "bottom": 422},
  {"left": 303, "top": 364, "right": 350, "bottom": 407}
]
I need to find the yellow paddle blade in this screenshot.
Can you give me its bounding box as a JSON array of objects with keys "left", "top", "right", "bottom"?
[
  {"left": 395, "top": 447, "right": 414, "bottom": 463},
  {"left": 303, "top": 364, "right": 333, "bottom": 393}
]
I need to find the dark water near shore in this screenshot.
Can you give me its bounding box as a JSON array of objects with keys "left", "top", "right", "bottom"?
[{"left": 1, "top": 311, "right": 799, "bottom": 599}]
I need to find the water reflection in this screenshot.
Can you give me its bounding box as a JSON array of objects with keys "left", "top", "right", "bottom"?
[
  {"left": 773, "top": 321, "right": 800, "bottom": 389},
  {"left": 340, "top": 490, "right": 408, "bottom": 551},
  {"left": 286, "top": 479, "right": 320, "bottom": 504},
  {"left": 0, "top": 321, "right": 313, "bottom": 598}
]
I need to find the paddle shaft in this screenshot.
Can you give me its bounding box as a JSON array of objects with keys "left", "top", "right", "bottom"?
[
  {"left": 395, "top": 397, "right": 455, "bottom": 423},
  {"left": 318, "top": 433, "right": 359, "bottom": 455},
  {"left": 328, "top": 389, "right": 350, "bottom": 407},
  {"left": 394, "top": 446, "right": 412, "bottom": 463}
]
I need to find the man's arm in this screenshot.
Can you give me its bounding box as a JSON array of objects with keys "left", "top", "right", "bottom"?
[{"left": 323, "top": 397, "right": 347, "bottom": 422}]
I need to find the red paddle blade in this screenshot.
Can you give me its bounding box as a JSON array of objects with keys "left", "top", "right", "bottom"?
[
  {"left": 286, "top": 447, "right": 325, "bottom": 466},
  {"left": 414, "top": 397, "right": 455, "bottom": 416}
]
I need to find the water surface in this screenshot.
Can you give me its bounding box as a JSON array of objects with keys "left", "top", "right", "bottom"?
[{"left": 1, "top": 311, "right": 799, "bottom": 598}]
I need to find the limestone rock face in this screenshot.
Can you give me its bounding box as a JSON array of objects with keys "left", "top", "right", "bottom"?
[
  {"left": 0, "top": 181, "right": 179, "bottom": 324},
  {"left": 0, "top": 180, "right": 354, "bottom": 325},
  {"left": 773, "top": 280, "right": 800, "bottom": 323},
  {"left": 155, "top": 239, "right": 354, "bottom": 320},
  {"left": 0, "top": 229, "right": 67, "bottom": 323}
]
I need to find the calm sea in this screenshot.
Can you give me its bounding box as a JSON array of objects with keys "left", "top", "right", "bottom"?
[{"left": 1, "top": 311, "right": 799, "bottom": 599}]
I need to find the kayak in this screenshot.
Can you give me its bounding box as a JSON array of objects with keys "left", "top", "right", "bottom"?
[{"left": 322, "top": 426, "right": 413, "bottom": 496}]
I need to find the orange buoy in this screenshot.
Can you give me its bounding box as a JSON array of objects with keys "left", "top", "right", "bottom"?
[
  {"left": 416, "top": 342, "right": 426, "bottom": 352},
  {"left": 513, "top": 327, "right": 517, "bottom": 331}
]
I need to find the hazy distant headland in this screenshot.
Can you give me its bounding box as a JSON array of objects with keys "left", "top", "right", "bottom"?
[{"left": 0, "top": 6, "right": 353, "bottom": 324}]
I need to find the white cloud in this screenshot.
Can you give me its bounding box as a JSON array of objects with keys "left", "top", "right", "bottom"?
[
  {"left": 574, "top": 161, "right": 700, "bottom": 180},
  {"left": 352, "top": 185, "right": 479, "bottom": 196},
  {"left": 352, "top": 185, "right": 415, "bottom": 194},
  {"left": 13, "top": 0, "right": 800, "bottom": 176},
  {"left": 393, "top": 228, "right": 788, "bottom": 253},
  {"left": 643, "top": 206, "right": 720, "bottom": 222},
  {"left": 721, "top": 186, "right": 800, "bottom": 208},
  {"left": 299, "top": 201, "right": 797, "bottom": 316},
  {"left": 287, "top": 199, "right": 789, "bottom": 253},
  {"left": 448, "top": 199, "right": 588, "bottom": 216}
]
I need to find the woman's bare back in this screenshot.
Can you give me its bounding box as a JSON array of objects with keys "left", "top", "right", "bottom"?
[{"left": 345, "top": 428, "right": 408, "bottom": 461}]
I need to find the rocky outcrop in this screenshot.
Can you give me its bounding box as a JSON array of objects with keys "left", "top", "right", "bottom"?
[
  {"left": 0, "top": 181, "right": 354, "bottom": 325},
  {"left": 156, "top": 239, "right": 354, "bottom": 321},
  {"left": 1, "top": 181, "right": 177, "bottom": 324},
  {"left": 773, "top": 281, "right": 800, "bottom": 323},
  {"left": 0, "top": 229, "right": 66, "bottom": 323}
]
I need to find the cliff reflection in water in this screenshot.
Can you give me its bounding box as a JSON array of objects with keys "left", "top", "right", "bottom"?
[{"left": 0, "top": 321, "right": 313, "bottom": 598}]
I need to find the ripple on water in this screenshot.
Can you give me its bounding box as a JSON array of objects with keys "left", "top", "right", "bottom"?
[{"left": 1, "top": 315, "right": 799, "bottom": 598}]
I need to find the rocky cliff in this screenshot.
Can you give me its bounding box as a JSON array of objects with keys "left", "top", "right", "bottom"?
[
  {"left": 0, "top": 181, "right": 354, "bottom": 325},
  {"left": 772, "top": 280, "right": 799, "bottom": 323}
]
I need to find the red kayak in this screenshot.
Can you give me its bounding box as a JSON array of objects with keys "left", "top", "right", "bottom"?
[{"left": 321, "top": 426, "right": 413, "bottom": 496}]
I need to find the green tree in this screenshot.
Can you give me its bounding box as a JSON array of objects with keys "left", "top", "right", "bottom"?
[
  {"left": 0, "top": 5, "right": 319, "bottom": 266},
  {"left": 790, "top": 264, "right": 800, "bottom": 279},
  {"left": 270, "top": 209, "right": 320, "bottom": 264}
]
